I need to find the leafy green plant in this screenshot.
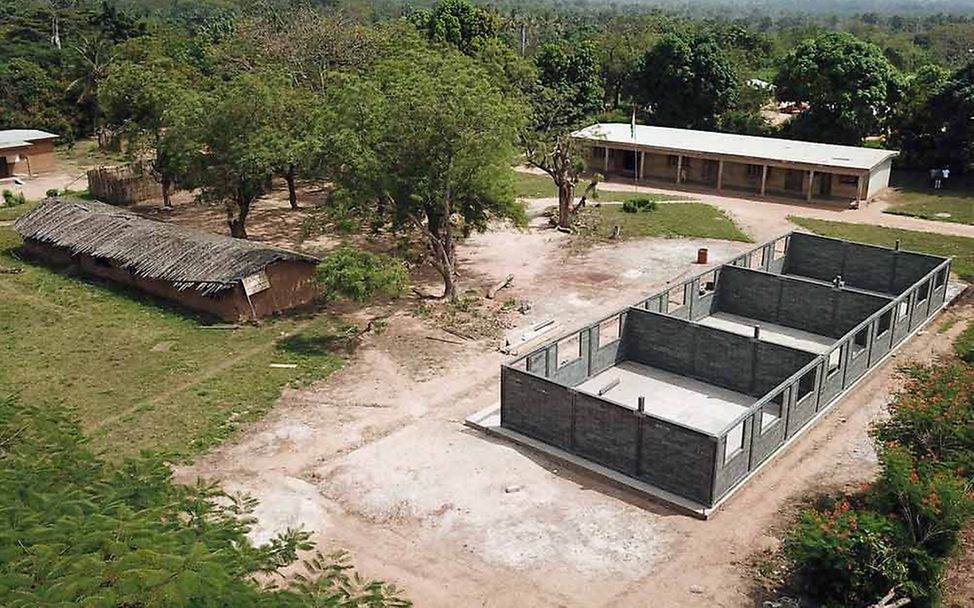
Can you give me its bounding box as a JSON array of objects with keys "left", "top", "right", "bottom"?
[
  {"left": 621, "top": 197, "right": 658, "bottom": 213},
  {"left": 0, "top": 394, "right": 410, "bottom": 607},
  {"left": 1, "top": 190, "right": 26, "bottom": 207},
  {"left": 316, "top": 246, "right": 408, "bottom": 302},
  {"left": 45, "top": 188, "right": 60, "bottom": 197}
]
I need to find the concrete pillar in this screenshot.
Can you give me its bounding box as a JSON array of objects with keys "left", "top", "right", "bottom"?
[
  {"left": 716, "top": 159, "right": 724, "bottom": 192},
  {"left": 760, "top": 164, "right": 768, "bottom": 196},
  {"left": 676, "top": 154, "right": 683, "bottom": 184},
  {"left": 603, "top": 147, "right": 609, "bottom": 173},
  {"left": 638, "top": 151, "right": 645, "bottom": 180},
  {"left": 857, "top": 174, "right": 865, "bottom": 204},
  {"left": 806, "top": 170, "right": 815, "bottom": 202}
]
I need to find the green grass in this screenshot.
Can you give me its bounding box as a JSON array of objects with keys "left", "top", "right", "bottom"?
[
  {"left": 954, "top": 322, "right": 974, "bottom": 363},
  {"left": 0, "top": 228, "right": 344, "bottom": 460},
  {"left": 789, "top": 217, "right": 974, "bottom": 281},
  {"left": 579, "top": 202, "right": 751, "bottom": 242},
  {"left": 513, "top": 171, "right": 687, "bottom": 202},
  {"left": 884, "top": 171, "right": 974, "bottom": 225},
  {"left": 0, "top": 200, "right": 37, "bottom": 221}
]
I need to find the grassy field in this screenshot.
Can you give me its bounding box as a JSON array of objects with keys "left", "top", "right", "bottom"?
[
  {"left": 885, "top": 171, "right": 974, "bottom": 225},
  {"left": 0, "top": 228, "right": 344, "bottom": 460},
  {"left": 513, "top": 171, "right": 686, "bottom": 202},
  {"left": 579, "top": 202, "right": 750, "bottom": 242},
  {"left": 789, "top": 217, "right": 974, "bottom": 281},
  {"left": 0, "top": 200, "right": 37, "bottom": 221}
]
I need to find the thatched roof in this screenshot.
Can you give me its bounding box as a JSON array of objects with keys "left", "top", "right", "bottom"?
[{"left": 14, "top": 198, "right": 319, "bottom": 295}]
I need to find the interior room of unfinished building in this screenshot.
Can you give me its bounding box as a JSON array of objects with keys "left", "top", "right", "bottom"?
[{"left": 492, "top": 233, "right": 951, "bottom": 515}]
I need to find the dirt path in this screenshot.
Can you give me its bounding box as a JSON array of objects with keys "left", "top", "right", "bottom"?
[{"left": 589, "top": 175, "right": 974, "bottom": 239}]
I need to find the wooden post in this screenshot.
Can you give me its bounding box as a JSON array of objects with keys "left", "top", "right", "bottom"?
[
  {"left": 760, "top": 164, "right": 768, "bottom": 196},
  {"left": 716, "top": 159, "right": 724, "bottom": 192},
  {"left": 676, "top": 154, "right": 683, "bottom": 184},
  {"left": 806, "top": 169, "right": 815, "bottom": 202}
]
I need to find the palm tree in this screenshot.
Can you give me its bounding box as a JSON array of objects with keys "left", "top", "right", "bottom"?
[{"left": 66, "top": 36, "right": 116, "bottom": 144}]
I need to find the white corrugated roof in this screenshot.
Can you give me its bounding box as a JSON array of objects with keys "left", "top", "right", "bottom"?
[
  {"left": 0, "top": 129, "right": 58, "bottom": 148},
  {"left": 572, "top": 123, "right": 896, "bottom": 172}
]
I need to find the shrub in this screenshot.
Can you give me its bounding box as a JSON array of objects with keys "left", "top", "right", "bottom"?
[
  {"left": 1, "top": 190, "right": 26, "bottom": 207},
  {"left": 622, "top": 197, "right": 658, "bottom": 214},
  {"left": 786, "top": 498, "right": 907, "bottom": 607},
  {"left": 316, "top": 246, "right": 408, "bottom": 302},
  {"left": 45, "top": 188, "right": 60, "bottom": 197}
]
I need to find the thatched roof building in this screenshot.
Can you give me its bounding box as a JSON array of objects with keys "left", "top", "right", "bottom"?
[{"left": 15, "top": 198, "right": 320, "bottom": 321}]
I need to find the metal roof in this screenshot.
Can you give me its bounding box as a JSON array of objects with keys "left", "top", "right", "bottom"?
[
  {"left": 572, "top": 123, "right": 897, "bottom": 172},
  {"left": 0, "top": 129, "right": 58, "bottom": 149}
]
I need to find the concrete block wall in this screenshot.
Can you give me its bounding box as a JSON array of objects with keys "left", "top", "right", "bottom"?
[
  {"left": 715, "top": 266, "right": 893, "bottom": 338},
  {"left": 624, "top": 308, "right": 817, "bottom": 398},
  {"left": 521, "top": 311, "right": 630, "bottom": 387},
  {"left": 638, "top": 419, "right": 717, "bottom": 504},
  {"left": 783, "top": 233, "right": 943, "bottom": 295},
  {"left": 573, "top": 392, "right": 640, "bottom": 473},
  {"left": 501, "top": 367, "right": 574, "bottom": 450}
]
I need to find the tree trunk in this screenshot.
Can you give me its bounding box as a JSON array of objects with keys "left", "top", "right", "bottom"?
[
  {"left": 441, "top": 207, "right": 457, "bottom": 299},
  {"left": 285, "top": 164, "right": 298, "bottom": 209},
  {"left": 227, "top": 196, "right": 250, "bottom": 239},
  {"left": 557, "top": 180, "right": 574, "bottom": 229},
  {"left": 161, "top": 176, "right": 172, "bottom": 208}
]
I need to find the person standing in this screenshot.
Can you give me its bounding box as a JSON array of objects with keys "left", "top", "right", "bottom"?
[
  {"left": 934, "top": 168, "right": 943, "bottom": 190},
  {"left": 929, "top": 167, "right": 939, "bottom": 188},
  {"left": 942, "top": 166, "right": 951, "bottom": 189}
]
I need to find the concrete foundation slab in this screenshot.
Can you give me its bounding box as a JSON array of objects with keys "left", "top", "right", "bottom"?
[
  {"left": 576, "top": 361, "right": 751, "bottom": 434},
  {"left": 697, "top": 311, "right": 835, "bottom": 354}
]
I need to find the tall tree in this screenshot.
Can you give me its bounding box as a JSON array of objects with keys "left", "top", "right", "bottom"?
[
  {"left": 65, "top": 34, "right": 116, "bottom": 141},
  {"left": 327, "top": 44, "right": 524, "bottom": 299},
  {"left": 776, "top": 32, "right": 900, "bottom": 145},
  {"left": 894, "top": 62, "right": 974, "bottom": 170},
  {"left": 631, "top": 31, "right": 739, "bottom": 130},
  {"left": 406, "top": 0, "right": 500, "bottom": 55},
  {"left": 533, "top": 40, "right": 605, "bottom": 125},
  {"left": 167, "top": 74, "right": 291, "bottom": 238}
]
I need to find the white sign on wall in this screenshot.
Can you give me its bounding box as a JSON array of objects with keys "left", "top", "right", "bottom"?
[{"left": 242, "top": 271, "right": 271, "bottom": 296}]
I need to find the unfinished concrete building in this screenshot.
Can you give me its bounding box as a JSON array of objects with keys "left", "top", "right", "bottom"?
[{"left": 477, "top": 233, "right": 950, "bottom": 516}]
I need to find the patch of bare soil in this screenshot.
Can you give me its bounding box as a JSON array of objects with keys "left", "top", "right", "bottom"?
[{"left": 944, "top": 523, "right": 974, "bottom": 608}]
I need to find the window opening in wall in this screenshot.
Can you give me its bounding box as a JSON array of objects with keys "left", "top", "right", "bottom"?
[
  {"left": 797, "top": 369, "right": 816, "bottom": 401},
  {"left": 839, "top": 174, "right": 859, "bottom": 185},
  {"left": 667, "top": 155, "right": 679, "bottom": 167},
  {"left": 557, "top": 334, "right": 581, "bottom": 368},
  {"left": 599, "top": 315, "right": 621, "bottom": 347},
  {"left": 898, "top": 300, "right": 909, "bottom": 319},
  {"left": 668, "top": 284, "right": 686, "bottom": 310},
  {"left": 512, "top": 357, "right": 528, "bottom": 371},
  {"left": 749, "top": 249, "right": 765, "bottom": 269},
  {"left": 746, "top": 164, "right": 762, "bottom": 177},
  {"left": 698, "top": 270, "right": 717, "bottom": 295},
  {"left": 917, "top": 280, "right": 930, "bottom": 304},
  {"left": 761, "top": 392, "right": 784, "bottom": 431},
  {"left": 828, "top": 346, "right": 843, "bottom": 377},
  {"left": 773, "top": 238, "right": 787, "bottom": 260},
  {"left": 935, "top": 269, "right": 947, "bottom": 289},
  {"left": 724, "top": 421, "right": 745, "bottom": 463},
  {"left": 877, "top": 310, "right": 892, "bottom": 336},
  {"left": 853, "top": 327, "right": 868, "bottom": 358}
]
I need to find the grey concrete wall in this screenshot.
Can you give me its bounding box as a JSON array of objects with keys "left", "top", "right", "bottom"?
[
  {"left": 713, "top": 417, "right": 753, "bottom": 499},
  {"left": 783, "top": 233, "right": 943, "bottom": 295},
  {"left": 573, "top": 392, "right": 639, "bottom": 473},
  {"left": 624, "top": 308, "right": 815, "bottom": 397},
  {"left": 501, "top": 366, "right": 574, "bottom": 450},
  {"left": 716, "top": 266, "right": 892, "bottom": 338},
  {"left": 638, "top": 419, "right": 717, "bottom": 505}
]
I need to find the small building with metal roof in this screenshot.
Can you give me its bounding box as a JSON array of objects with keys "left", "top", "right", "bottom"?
[
  {"left": 572, "top": 123, "right": 898, "bottom": 205},
  {"left": 0, "top": 129, "right": 59, "bottom": 178}
]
